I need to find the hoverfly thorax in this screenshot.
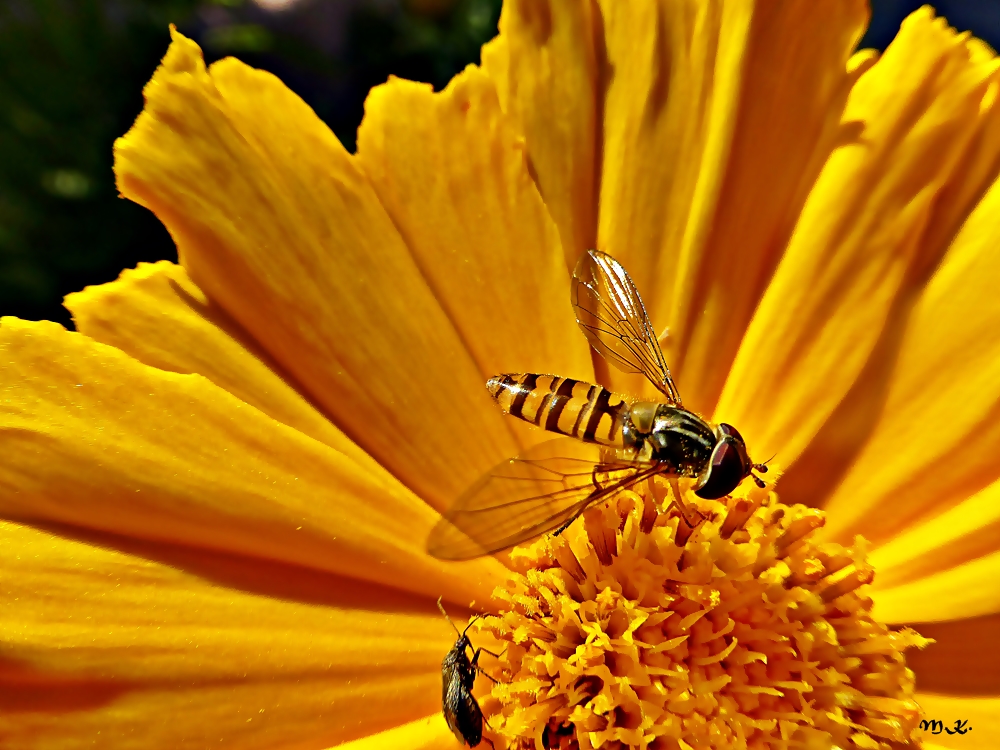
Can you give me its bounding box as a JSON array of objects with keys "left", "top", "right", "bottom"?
[
  {"left": 622, "top": 402, "right": 714, "bottom": 464},
  {"left": 427, "top": 250, "right": 769, "bottom": 561}
]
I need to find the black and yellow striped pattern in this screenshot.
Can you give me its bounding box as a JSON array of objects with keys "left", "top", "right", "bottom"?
[{"left": 486, "top": 373, "right": 627, "bottom": 447}]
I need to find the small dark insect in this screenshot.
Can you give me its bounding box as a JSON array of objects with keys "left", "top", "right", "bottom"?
[
  {"left": 438, "top": 597, "right": 500, "bottom": 749},
  {"left": 428, "top": 249, "right": 770, "bottom": 560}
]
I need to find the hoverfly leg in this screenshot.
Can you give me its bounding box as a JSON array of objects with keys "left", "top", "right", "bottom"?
[
  {"left": 551, "top": 516, "right": 576, "bottom": 537},
  {"left": 666, "top": 477, "right": 706, "bottom": 527},
  {"left": 552, "top": 502, "right": 590, "bottom": 537}
]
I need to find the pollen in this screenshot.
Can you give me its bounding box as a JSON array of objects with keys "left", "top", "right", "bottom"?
[{"left": 473, "top": 481, "right": 932, "bottom": 750}]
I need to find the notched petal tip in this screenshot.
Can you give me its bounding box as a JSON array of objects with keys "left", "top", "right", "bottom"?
[
  {"left": 163, "top": 24, "right": 207, "bottom": 75},
  {"left": 356, "top": 61, "right": 593, "bottom": 393},
  {"left": 64, "top": 260, "right": 180, "bottom": 313},
  {"left": 718, "top": 1, "right": 1000, "bottom": 478},
  {"left": 111, "top": 25, "right": 529, "bottom": 511},
  {"left": 483, "top": 0, "right": 599, "bottom": 263}
]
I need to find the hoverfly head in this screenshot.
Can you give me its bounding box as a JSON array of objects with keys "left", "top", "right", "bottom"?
[{"left": 694, "top": 423, "right": 757, "bottom": 499}]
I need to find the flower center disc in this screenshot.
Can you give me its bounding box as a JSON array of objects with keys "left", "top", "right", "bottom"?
[{"left": 475, "top": 479, "right": 930, "bottom": 750}]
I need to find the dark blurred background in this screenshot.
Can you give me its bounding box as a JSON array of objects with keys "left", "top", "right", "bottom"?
[{"left": 0, "top": 0, "right": 997, "bottom": 328}]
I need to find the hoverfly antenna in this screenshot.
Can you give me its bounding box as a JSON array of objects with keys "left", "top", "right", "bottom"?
[
  {"left": 753, "top": 453, "right": 776, "bottom": 474},
  {"left": 749, "top": 453, "right": 773, "bottom": 489}
]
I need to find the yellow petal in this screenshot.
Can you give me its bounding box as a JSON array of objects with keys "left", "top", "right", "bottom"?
[
  {"left": 0, "top": 520, "right": 447, "bottom": 682},
  {"left": 331, "top": 714, "right": 459, "bottom": 750},
  {"left": 904, "top": 614, "right": 1000, "bottom": 696},
  {"left": 356, "top": 67, "right": 594, "bottom": 406},
  {"left": 0, "top": 317, "right": 505, "bottom": 604},
  {"left": 673, "top": 1, "right": 870, "bottom": 412},
  {"left": 915, "top": 694, "right": 999, "bottom": 750},
  {"left": 869, "top": 476, "right": 1000, "bottom": 589},
  {"left": 871, "top": 549, "right": 1000, "bottom": 624},
  {"left": 482, "top": 0, "right": 599, "bottom": 265},
  {"left": 2, "top": 679, "right": 443, "bottom": 750},
  {"left": 717, "top": 9, "right": 1000, "bottom": 469},
  {"left": 65, "top": 261, "right": 382, "bottom": 475},
  {"left": 817, "top": 171, "right": 1000, "bottom": 545},
  {"left": 0, "top": 519, "right": 456, "bottom": 749},
  {"left": 113, "top": 29, "right": 517, "bottom": 511},
  {"left": 594, "top": 0, "right": 752, "bottom": 399}
]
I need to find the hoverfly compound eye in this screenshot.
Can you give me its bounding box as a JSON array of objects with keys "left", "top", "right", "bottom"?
[
  {"left": 694, "top": 438, "right": 745, "bottom": 499},
  {"left": 716, "top": 423, "right": 744, "bottom": 442},
  {"left": 717, "top": 422, "right": 753, "bottom": 474}
]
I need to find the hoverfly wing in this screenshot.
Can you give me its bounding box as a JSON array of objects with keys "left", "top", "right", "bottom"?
[
  {"left": 572, "top": 249, "right": 682, "bottom": 405},
  {"left": 427, "top": 437, "right": 657, "bottom": 560}
]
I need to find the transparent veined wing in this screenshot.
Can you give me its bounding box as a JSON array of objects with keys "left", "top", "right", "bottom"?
[
  {"left": 572, "top": 249, "right": 682, "bottom": 404},
  {"left": 426, "top": 437, "right": 661, "bottom": 560}
]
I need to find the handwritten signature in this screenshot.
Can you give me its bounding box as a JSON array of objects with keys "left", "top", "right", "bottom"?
[{"left": 918, "top": 719, "right": 972, "bottom": 735}]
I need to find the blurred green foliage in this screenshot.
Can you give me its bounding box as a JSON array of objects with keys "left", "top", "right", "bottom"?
[
  {"left": 0, "top": 0, "right": 501, "bottom": 327},
  {"left": 0, "top": 0, "right": 198, "bottom": 327}
]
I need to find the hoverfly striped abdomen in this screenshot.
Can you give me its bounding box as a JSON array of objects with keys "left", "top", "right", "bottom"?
[{"left": 486, "top": 373, "right": 628, "bottom": 447}]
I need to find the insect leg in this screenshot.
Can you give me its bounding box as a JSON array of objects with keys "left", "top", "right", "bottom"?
[
  {"left": 471, "top": 647, "right": 506, "bottom": 684},
  {"left": 551, "top": 500, "right": 592, "bottom": 537},
  {"left": 666, "top": 478, "right": 706, "bottom": 526},
  {"left": 551, "top": 514, "right": 578, "bottom": 536},
  {"left": 555, "top": 464, "right": 662, "bottom": 538}
]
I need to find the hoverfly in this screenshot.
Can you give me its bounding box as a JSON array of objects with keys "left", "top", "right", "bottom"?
[
  {"left": 437, "top": 597, "right": 498, "bottom": 749},
  {"left": 427, "top": 249, "right": 768, "bottom": 560}
]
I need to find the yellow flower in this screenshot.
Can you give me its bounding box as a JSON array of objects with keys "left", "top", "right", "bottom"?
[{"left": 1, "top": 1, "right": 999, "bottom": 748}]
